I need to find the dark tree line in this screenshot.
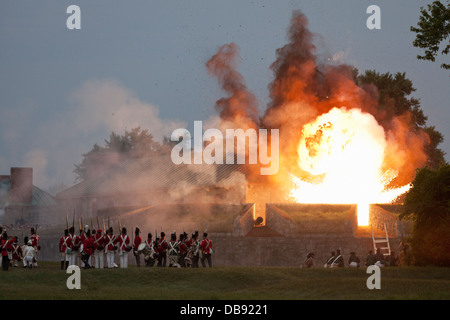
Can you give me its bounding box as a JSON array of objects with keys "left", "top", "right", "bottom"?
[{"left": 401, "top": 164, "right": 450, "bottom": 266}]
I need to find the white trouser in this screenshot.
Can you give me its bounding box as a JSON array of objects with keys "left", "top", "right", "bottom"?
[
  {"left": 95, "top": 250, "right": 104, "bottom": 268},
  {"left": 24, "top": 255, "right": 34, "bottom": 267},
  {"left": 80, "top": 250, "right": 85, "bottom": 268},
  {"left": 60, "top": 252, "right": 69, "bottom": 262},
  {"left": 33, "top": 249, "right": 38, "bottom": 266},
  {"left": 75, "top": 252, "right": 81, "bottom": 266},
  {"left": 106, "top": 250, "right": 115, "bottom": 268},
  {"left": 69, "top": 252, "right": 77, "bottom": 267},
  {"left": 119, "top": 251, "right": 128, "bottom": 268}
]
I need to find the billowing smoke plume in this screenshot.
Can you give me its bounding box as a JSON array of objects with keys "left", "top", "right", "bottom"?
[
  {"left": 207, "top": 10, "right": 431, "bottom": 193},
  {"left": 206, "top": 42, "right": 259, "bottom": 131}
]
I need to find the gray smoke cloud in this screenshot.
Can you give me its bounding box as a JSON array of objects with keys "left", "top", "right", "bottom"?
[{"left": 0, "top": 79, "right": 186, "bottom": 190}]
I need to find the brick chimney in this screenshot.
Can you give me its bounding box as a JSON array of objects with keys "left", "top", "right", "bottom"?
[{"left": 10, "top": 167, "right": 33, "bottom": 204}]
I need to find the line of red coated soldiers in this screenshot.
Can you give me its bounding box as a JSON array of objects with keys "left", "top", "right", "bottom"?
[
  {"left": 59, "top": 226, "right": 213, "bottom": 270},
  {"left": 1, "top": 226, "right": 40, "bottom": 271}
]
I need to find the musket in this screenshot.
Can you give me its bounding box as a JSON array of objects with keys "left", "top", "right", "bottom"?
[
  {"left": 103, "top": 217, "right": 106, "bottom": 235},
  {"left": 118, "top": 215, "right": 122, "bottom": 232},
  {"left": 132, "top": 225, "right": 135, "bottom": 252},
  {"left": 97, "top": 217, "right": 100, "bottom": 230},
  {"left": 66, "top": 213, "right": 69, "bottom": 231}
]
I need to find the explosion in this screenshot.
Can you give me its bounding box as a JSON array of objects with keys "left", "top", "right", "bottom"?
[
  {"left": 207, "top": 10, "right": 430, "bottom": 227},
  {"left": 289, "top": 107, "right": 411, "bottom": 225}
]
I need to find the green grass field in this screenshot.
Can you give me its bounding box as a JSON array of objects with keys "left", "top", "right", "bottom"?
[{"left": 0, "top": 262, "right": 449, "bottom": 300}]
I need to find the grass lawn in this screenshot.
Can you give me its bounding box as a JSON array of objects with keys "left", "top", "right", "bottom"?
[{"left": 0, "top": 262, "right": 449, "bottom": 300}]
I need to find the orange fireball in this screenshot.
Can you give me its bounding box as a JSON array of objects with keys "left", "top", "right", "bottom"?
[{"left": 290, "top": 107, "right": 410, "bottom": 226}]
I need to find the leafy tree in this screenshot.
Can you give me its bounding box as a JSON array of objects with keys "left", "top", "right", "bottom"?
[
  {"left": 411, "top": 1, "right": 450, "bottom": 70},
  {"left": 356, "top": 71, "right": 425, "bottom": 124},
  {"left": 104, "top": 127, "right": 161, "bottom": 157},
  {"left": 356, "top": 70, "right": 446, "bottom": 168},
  {"left": 424, "top": 126, "right": 447, "bottom": 169},
  {"left": 74, "top": 127, "right": 163, "bottom": 181},
  {"left": 400, "top": 164, "right": 450, "bottom": 266}
]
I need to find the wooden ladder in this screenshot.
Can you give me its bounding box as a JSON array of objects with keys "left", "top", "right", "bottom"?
[{"left": 371, "top": 223, "right": 391, "bottom": 257}]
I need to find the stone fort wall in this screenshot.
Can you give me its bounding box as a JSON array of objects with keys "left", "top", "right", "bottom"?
[
  {"left": 30, "top": 203, "right": 409, "bottom": 267},
  {"left": 35, "top": 231, "right": 401, "bottom": 267}
]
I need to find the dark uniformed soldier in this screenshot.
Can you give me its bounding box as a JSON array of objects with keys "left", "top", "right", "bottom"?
[
  {"left": 157, "top": 232, "right": 168, "bottom": 267},
  {"left": 333, "top": 249, "right": 344, "bottom": 267},
  {"left": 325, "top": 251, "right": 335, "bottom": 267},
  {"left": 365, "top": 250, "right": 377, "bottom": 266},
  {"left": 348, "top": 251, "right": 360, "bottom": 267},
  {"left": 191, "top": 232, "right": 200, "bottom": 268}
]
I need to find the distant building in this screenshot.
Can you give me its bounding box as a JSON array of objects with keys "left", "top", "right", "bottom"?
[
  {"left": 0, "top": 167, "right": 56, "bottom": 227},
  {"left": 55, "top": 154, "right": 247, "bottom": 223}
]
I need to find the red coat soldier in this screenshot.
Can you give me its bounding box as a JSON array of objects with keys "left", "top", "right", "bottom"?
[
  {"left": 133, "top": 227, "right": 142, "bottom": 267},
  {"left": 59, "top": 229, "right": 73, "bottom": 270},
  {"left": 79, "top": 229, "right": 87, "bottom": 249},
  {"left": 78, "top": 229, "right": 87, "bottom": 268},
  {"left": 30, "top": 227, "right": 39, "bottom": 250},
  {"left": 178, "top": 233, "right": 188, "bottom": 267},
  {"left": 200, "top": 232, "right": 213, "bottom": 268},
  {"left": 67, "top": 226, "right": 77, "bottom": 267},
  {"left": 117, "top": 227, "right": 130, "bottom": 268},
  {"left": 1, "top": 233, "right": 13, "bottom": 271},
  {"left": 105, "top": 227, "right": 117, "bottom": 268},
  {"left": 83, "top": 233, "right": 94, "bottom": 256},
  {"left": 81, "top": 230, "right": 94, "bottom": 269},
  {"left": 189, "top": 232, "right": 201, "bottom": 268},
  {"left": 185, "top": 233, "right": 193, "bottom": 249},
  {"left": 30, "top": 227, "right": 40, "bottom": 267},
  {"left": 93, "top": 228, "right": 105, "bottom": 269},
  {"left": 157, "top": 232, "right": 168, "bottom": 267}
]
